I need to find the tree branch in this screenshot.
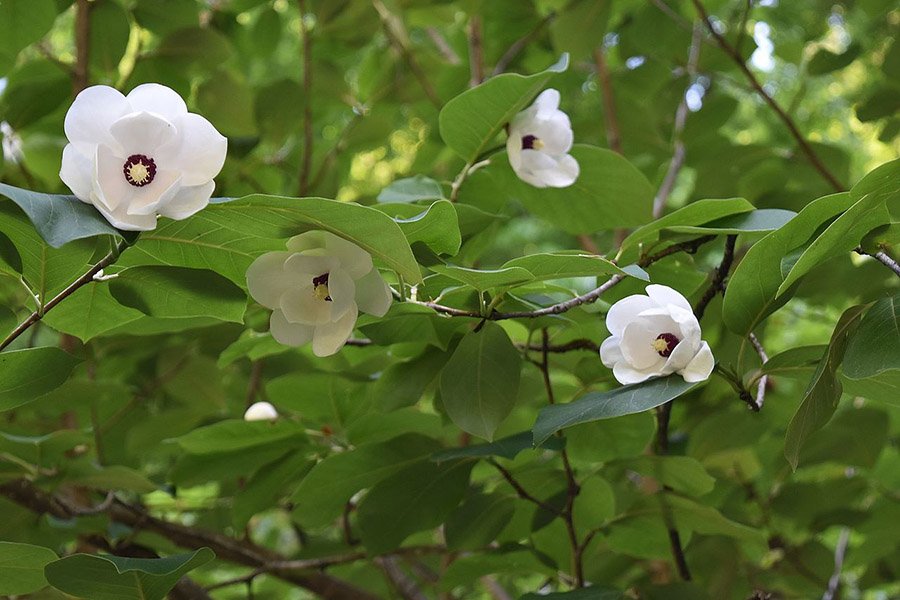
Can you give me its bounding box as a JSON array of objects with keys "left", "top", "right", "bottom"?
[
  {"left": 747, "top": 332, "right": 768, "bottom": 410},
  {"left": 594, "top": 45, "right": 622, "bottom": 155},
  {"left": 690, "top": 0, "right": 844, "bottom": 191},
  {"left": 73, "top": 0, "right": 91, "bottom": 95},
  {"left": 823, "top": 528, "right": 850, "bottom": 600},
  {"left": 0, "top": 479, "right": 380, "bottom": 600},
  {"left": 694, "top": 234, "right": 737, "bottom": 320},
  {"left": 0, "top": 237, "right": 132, "bottom": 351},
  {"left": 492, "top": 14, "right": 555, "bottom": 76},
  {"left": 297, "top": 0, "right": 314, "bottom": 196},
  {"left": 653, "top": 20, "right": 703, "bottom": 219},
  {"left": 467, "top": 15, "right": 484, "bottom": 87},
  {"left": 856, "top": 247, "right": 900, "bottom": 278}
]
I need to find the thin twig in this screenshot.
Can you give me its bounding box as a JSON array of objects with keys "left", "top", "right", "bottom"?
[
  {"left": 73, "top": 0, "right": 91, "bottom": 95},
  {"left": 246, "top": 360, "right": 265, "bottom": 405},
  {"left": 488, "top": 460, "right": 560, "bottom": 515},
  {"left": 373, "top": 0, "right": 442, "bottom": 109},
  {"left": 690, "top": 0, "right": 844, "bottom": 191},
  {"left": 653, "top": 21, "right": 703, "bottom": 219},
  {"left": 0, "top": 238, "right": 131, "bottom": 351},
  {"left": 492, "top": 13, "right": 555, "bottom": 75},
  {"left": 426, "top": 27, "right": 460, "bottom": 64},
  {"left": 823, "top": 528, "right": 850, "bottom": 600},
  {"left": 297, "top": 0, "right": 314, "bottom": 196},
  {"left": 594, "top": 45, "right": 622, "bottom": 155},
  {"left": 855, "top": 247, "right": 900, "bottom": 278},
  {"left": 377, "top": 556, "right": 429, "bottom": 600},
  {"left": 467, "top": 15, "right": 484, "bottom": 87},
  {"left": 694, "top": 234, "right": 737, "bottom": 320},
  {"left": 748, "top": 332, "right": 768, "bottom": 410}
]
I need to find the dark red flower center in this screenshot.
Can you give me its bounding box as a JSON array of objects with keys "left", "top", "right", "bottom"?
[
  {"left": 652, "top": 333, "right": 680, "bottom": 357},
  {"left": 521, "top": 134, "right": 544, "bottom": 150},
  {"left": 312, "top": 273, "right": 332, "bottom": 301},
  {"left": 123, "top": 154, "right": 156, "bottom": 187}
]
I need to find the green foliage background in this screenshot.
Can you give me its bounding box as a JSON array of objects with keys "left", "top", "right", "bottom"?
[{"left": 0, "top": 0, "right": 898, "bottom": 598}]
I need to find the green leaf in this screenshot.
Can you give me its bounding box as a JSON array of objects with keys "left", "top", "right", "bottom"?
[
  {"left": 0, "top": 348, "right": 81, "bottom": 412},
  {"left": 374, "top": 347, "right": 449, "bottom": 411},
  {"left": 108, "top": 266, "right": 247, "bottom": 323},
  {"left": 533, "top": 375, "right": 699, "bottom": 446},
  {"left": 784, "top": 304, "right": 868, "bottom": 470},
  {"left": 503, "top": 252, "right": 646, "bottom": 281},
  {"left": 776, "top": 165, "right": 895, "bottom": 295},
  {"left": 431, "top": 265, "right": 534, "bottom": 292},
  {"left": 44, "top": 548, "right": 214, "bottom": 600},
  {"left": 233, "top": 451, "right": 313, "bottom": 528},
  {"left": 664, "top": 209, "right": 796, "bottom": 236},
  {"left": 807, "top": 43, "right": 861, "bottom": 75},
  {"left": 723, "top": 192, "right": 853, "bottom": 335},
  {"left": 445, "top": 492, "right": 516, "bottom": 550},
  {"left": 357, "top": 459, "right": 474, "bottom": 553},
  {"left": 0, "top": 542, "right": 57, "bottom": 596},
  {"left": 432, "top": 430, "right": 564, "bottom": 462},
  {"left": 617, "top": 456, "right": 716, "bottom": 496},
  {"left": 89, "top": 0, "right": 131, "bottom": 74},
  {"left": 378, "top": 200, "right": 462, "bottom": 256},
  {"left": 42, "top": 282, "right": 144, "bottom": 342},
  {"left": 747, "top": 344, "right": 826, "bottom": 384},
  {"left": 69, "top": 464, "right": 158, "bottom": 494},
  {"left": 440, "top": 322, "right": 523, "bottom": 440},
  {"left": 471, "top": 146, "right": 653, "bottom": 233},
  {"left": 171, "top": 420, "right": 307, "bottom": 454},
  {"left": 126, "top": 195, "right": 421, "bottom": 284},
  {"left": 841, "top": 295, "right": 900, "bottom": 380},
  {"left": 0, "top": 183, "right": 120, "bottom": 248},
  {"left": 0, "top": 0, "right": 58, "bottom": 72},
  {"left": 439, "top": 54, "right": 568, "bottom": 163},
  {"left": 291, "top": 433, "right": 440, "bottom": 527},
  {"left": 620, "top": 198, "right": 755, "bottom": 254},
  {"left": 377, "top": 175, "right": 445, "bottom": 203},
  {"left": 549, "top": 0, "right": 612, "bottom": 59}
]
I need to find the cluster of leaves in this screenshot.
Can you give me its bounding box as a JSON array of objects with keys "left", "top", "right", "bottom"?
[{"left": 0, "top": 0, "right": 898, "bottom": 599}]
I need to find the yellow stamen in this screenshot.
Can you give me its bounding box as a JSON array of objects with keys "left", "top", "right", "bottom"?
[
  {"left": 651, "top": 338, "right": 669, "bottom": 353},
  {"left": 532, "top": 138, "right": 545, "bottom": 150},
  {"left": 314, "top": 283, "right": 330, "bottom": 301},
  {"left": 128, "top": 163, "right": 150, "bottom": 184}
]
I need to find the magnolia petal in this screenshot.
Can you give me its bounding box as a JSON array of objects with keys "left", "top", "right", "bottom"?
[
  {"left": 532, "top": 113, "right": 573, "bottom": 154},
  {"left": 64, "top": 85, "right": 130, "bottom": 155},
  {"left": 599, "top": 336, "right": 624, "bottom": 369},
  {"left": 646, "top": 284, "right": 692, "bottom": 312},
  {"left": 324, "top": 267, "right": 356, "bottom": 321},
  {"left": 244, "top": 401, "right": 278, "bottom": 421},
  {"left": 270, "top": 310, "right": 315, "bottom": 347},
  {"left": 355, "top": 268, "right": 392, "bottom": 317},
  {"left": 158, "top": 181, "right": 214, "bottom": 220},
  {"left": 680, "top": 341, "right": 715, "bottom": 382},
  {"left": 126, "top": 83, "right": 188, "bottom": 122},
  {"left": 284, "top": 253, "right": 339, "bottom": 279},
  {"left": 506, "top": 132, "right": 523, "bottom": 171},
  {"left": 532, "top": 153, "right": 579, "bottom": 188},
  {"left": 94, "top": 144, "right": 132, "bottom": 211},
  {"left": 312, "top": 304, "right": 358, "bottom": 357},
  {"left": 326, "top": 235, "right": 373, "bottom": 278},
  {"left": 280, "top": 283, "right": 331, "bottom": 326},
  {"left": 612, "top": 361, "right": 656, "bottom": 385},
  {"left": 89, "top": 198, "right": 158, "bottom": 231},
  {"left": 533, "top": 88, "right": 561, "bottom": 118},
  {"left": 606, "top": 294, "right": 656, "bottom": 338},
  {"left": 661, "top": 336, "right": 697, "bottom": 374},
  {"left": 246, "top": 251, "right": 293, "bottom": 309},
  {"left": 169, "top": 113, "right": 227, "bottom": 186},
  {"left": 59, "top": 144, "right": 93, "bottom": 201},
  {"left": 109, "top": 111, "right": 177, "bottom": 156},
  {"left": 620, "top": 320, "right": 667, "bottom": 370},
  {"left": 124, "top": 170, "right": 182, "bottom": 216}
]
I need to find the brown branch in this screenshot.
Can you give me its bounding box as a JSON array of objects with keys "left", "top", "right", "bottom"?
[
  {"left": 0, "top": 479, "right": 380, "bottom": 600},
  {"left": 426, "top": 27, "right": 461, "bottom": 64},
  {"left": 246, "top": 360, "right": 265, "bottom": 405},
  {"left": 373, "top": 0, "right": 442, "bottom": 109},
  {"left": 73, "top": 0, "right": 91, "bottom": 95},
  {"left": 492, "top": 13, "right": 555, "bottom": 76},
  {"left": 653, "top": 21, "right": 703, "bottom": 219},
  {"left": 488, "top": 460, "right": 560, "bottom": 515},
  {"left": 694, "top": 234, "right": 737, "bottom": 320},
  {"left": 467, "top": 15, "right": 484, "bottom": 87},
  {"left": 377, "top": 556, "right": 429, "bottom": 600},
  {"left": 594, "top": 45, "right": 622, "bottom": 155},
  {"left": 856, "top": 247, "right": 900, "bottom": 278},
  {"left": 297, "top": 0, "right": 314, "bottom": 196},
  {"left": 690, "top": 0, "right": 844, "bottom": 191},
  {"left": 0, "top": 238, "right": 131, "bottom": 351}
]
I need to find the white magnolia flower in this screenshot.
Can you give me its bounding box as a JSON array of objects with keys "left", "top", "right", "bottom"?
[
  {"left": 60, "top": 84, "right": 227, "bottom": 231},
  {"left": 246, "top": 231, "right": 392, "bottom": 357},
  {"left": 244, "top": 401, "right": 278, "bottom": 421},
  {"left": 506, "top": 89, "right": 579, "bottom": 188},
  {"left": 600, "top": 284, "right": 715, "bottom": 385}
]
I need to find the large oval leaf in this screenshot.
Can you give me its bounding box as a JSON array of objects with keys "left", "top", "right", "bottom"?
[
  {"left": 440, "top": 322, "right": 522, "bottom": 440},
  {"left": 0, "top": 347, "right": 81, "bottom": 411},
  {"left": 439, "top": 54, "right": 568, "bottom": 164},
  {"left": 0, "top": 542, "right": 57, "bottom": 596}
]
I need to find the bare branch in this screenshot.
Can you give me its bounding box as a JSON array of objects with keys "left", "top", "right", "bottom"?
[
  {"left": 467, "top": 15, "right": 484, "bottom": 87},
  {"left": 856, "top": 247, "right": 900, "bottom": 278},
  {"left": 748, "top": 332, "right": 769, "bottom": 410},
  {"left": 823, "top": 528, "right": 850, "bottom": 600},
  {"left": 297, "top": 0, "right": 314, "bottom": 196}
]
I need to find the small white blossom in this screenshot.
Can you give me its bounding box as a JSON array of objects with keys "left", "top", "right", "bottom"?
[
  {"left": 60, "top": 84, "right": 227, "bottom": 231},
  {"left": 246, "top": 231, "right": 392, "bottom": 357},
  {"left": 244, "top": 401, "right": 278, "bottom": 421},
  {"left": 506, "top": 89, "right": 579, "bottom": 188},
  {"left": 600, "top": 284, "right": 714, "bottom": 385}
]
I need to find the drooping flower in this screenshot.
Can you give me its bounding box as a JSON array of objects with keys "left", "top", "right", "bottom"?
[
  {"left": 600, "top": 284, "right": 714, "bottom": 385},
  {"left": 244, "top": 401, "right": 279, "bottom": 421},
  {"left": 60, "top": 84, "right": 227, "bottom": 231},
  {"left": 506, "top": 88, "right": 579, "bottom": 188},
  {"left": 246, "top": 231, "right": 392, "bottom": 357}
]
